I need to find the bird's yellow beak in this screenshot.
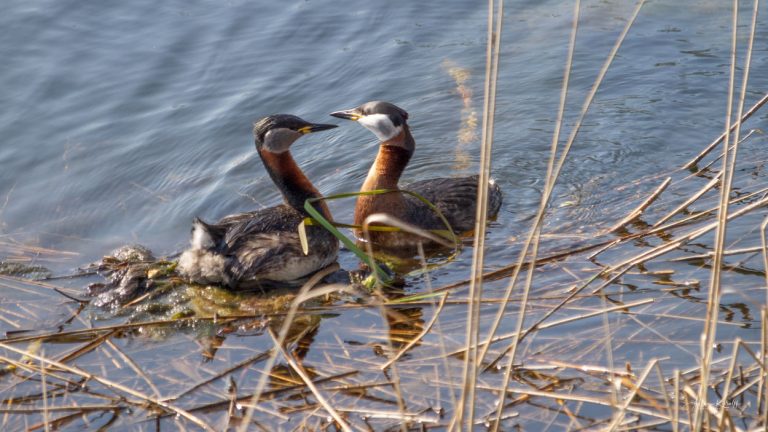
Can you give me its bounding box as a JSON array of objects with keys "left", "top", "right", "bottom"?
[
  {"left": 298, "top": 123, "right": 338, "bottom": 134},
  {"left": 329, "top": 108, "right": 362, "bottom": 121}
]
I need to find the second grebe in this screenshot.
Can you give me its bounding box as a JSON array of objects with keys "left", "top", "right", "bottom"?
[
  {"left": 331, "top": 101, "right": 502, "bottom": 248},
  {"left": 177, "top": 115, "right": 339, "bottom": 289}
]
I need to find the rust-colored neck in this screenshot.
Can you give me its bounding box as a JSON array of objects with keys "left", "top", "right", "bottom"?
[
  {"left": 258, "top": 148, "right": 330, "bottom": 219},
  {"left": 355, "top": 127, "right": 415, "bottom": 225},
  {"left": 360, "top": 127, "right": 414, "bottom": 191}
]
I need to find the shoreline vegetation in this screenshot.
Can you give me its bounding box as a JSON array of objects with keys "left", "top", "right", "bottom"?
[{"left": 2, "top": 0, "right": 768, "bottom": 430}]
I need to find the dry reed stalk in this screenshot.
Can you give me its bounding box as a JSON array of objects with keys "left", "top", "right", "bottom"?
[
  {"left": 450, "top": 299, "right": 652, "bottom": 366},
  {"left": 0, "top": 241, "right": 78, "bottom": 257},
  {"left": 0, "top": 354, "right": 82, "bottom": 390},
  {"left": 606, "top": 359, "right": 659, "bottom": 431},
  {"left": 682, "top": 384, "right": 739, "bottom": 431},
  {"left": 607, "top": 178, "right": 671, "bottom": 233},
  {"left": 0, "top": 405, "right": 118, "bottom": 414},
  {"left": 763, "top": 216, "right": 768, "bottom": 307},
  {"left": 105, "top": 339, "right": 161, "bottom": 399},
  {"left": 477, "top": 0, "right": 582, "bottom": 382},
  {"left": 724, "top": 375, "right": 762, "bottom": 404},
  {"left": 680, "top": 376, "right": 695, "bottom": 429},
  {"left": 39, "top": 350, "right": 49, "bottom": 432},
  {"left": 266, "top": 328, "right": 353, "bottom": 432},
  {"left": 0, "top": 281, "right": 55, "bottom": 299},
  {"left": 478, "top": 0, "right": 581, "bottom": 408},
  {"left": 761, "top": 219, "right": 768, "bottom": 424},
  {"left": 238, "top": 264, "right": 347, "bottom": 430},
  {"left": 617, "top": 184, "right": 768, "bottom": 250},
  {"left": 588, "top": 194, "right": 768, "bottom": 296},
  {"left": 693, "top": 129, "right": 758, "bottom": 174},
  {"left": 435, "top": 240, "right": 609, "bottom": 293},
  {"left": 763, "top": 309, "right": 768, "bottom": 426},
  {"left": 622, "top": 314, "right": 697, "bottom": 358},
  {"left": 546, "top": 360, "right": 634, "bottom": 378},
  {"left": 28, "top": 411, "right": 87, "bottom": 432},
  {"left": 188, "top": 372, "right": 356, "bottom": 417},
  {"left": 51, "top": 288, "right": 88, "bottom": 304},
  {"left": 673, "top": 369, "right": 680, "bottom": 432},
  {"left": 718, "top": 341, "right": 767, "bottom": 402},
  {"left": 652, "top": 174, "right": 723, "bottom": 239},
  {"left": 483, "top": 10, "right": 648, "bottom": 428},
  {"left": 293, "top": 407, "right": 321, "bottom": 432},
  {"left": 165, "top": 351, "right": 271, "bottom": 402},
  {"left": 0, "top": 312, "right": 22, "bottom": 330},
  {"left": 696, "top": 0, "right": 758, "bottom": 427},
  {"left": 494, "top": 385, "right": 677, "bottom": 423},
  {"left": 0, "top": 323, "right": 146, "bottom": 344},
  {"left": 592, "top": 180, "right": 757, "bottom": 263},
  {"left": 335, "top": 407, "right": 441, "bottom": 425},
  {"left": 0, "top": 342, "right": 217, "bottom": 431},
  {"left": 321, "top": 381, "right": 396, "bottom": 394},
  {"left": 681, "top": 92, "right": 768, "bottom": 171},
  {"left": 455, "top": 0, "right": 504, "bottom": 427},
  {"left": 561, "top": 401, "right": 585, "bottom": 430},
  {"left": 763, "top": 309, "right": 768, "bottom": 425},
  {"left": 670, "top": 245, "right": 768, "bottom": 262},
  {"left": 358, "top": 215, "right": 437, "bottom": 432},
  {"left": 0, "top": 275, "right": 80, "bottom": 298},
  {"left": 678, "top": 355, "right": 732, "bottom": 379},
  {"left": 1, "top": 311, "right": 306, "bottom": 344},
  {"left": 380, "top": 293, "right": 448, "bottom": 370},
  {"left": 417, "top": 242, "right": 460, "bottom": 416},
  {"left": 599, "top": 291, "right": 618, "bottom": 414},
  {"left": 652, "top": 362, "right": 673, "bottom": 422},
  {"left": 56, "top": 331, "right": 115, "bottom": 364},
  {"left": 361, "top": 214, "right": 454, "bottom": 249}
]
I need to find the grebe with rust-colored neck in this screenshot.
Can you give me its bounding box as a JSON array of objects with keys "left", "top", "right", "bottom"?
[
  {"left": 177, "top": 114, "right": 339, "bottom": 289},
  {"left": 331, "top": 101, "right": 502, "bottom": 248}
]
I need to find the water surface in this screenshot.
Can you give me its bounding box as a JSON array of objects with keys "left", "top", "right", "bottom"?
[{"left": 2, "top": 0, "right": 768, "bottom": 429}]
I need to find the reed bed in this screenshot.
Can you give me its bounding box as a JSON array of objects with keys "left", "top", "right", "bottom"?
[{"left": 2, "top": 0, "right": 768, "bottom": 431}]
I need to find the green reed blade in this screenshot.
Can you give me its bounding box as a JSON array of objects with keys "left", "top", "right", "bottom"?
[{"left": 302, "top": 199, "right": 392, "bottom": 285}]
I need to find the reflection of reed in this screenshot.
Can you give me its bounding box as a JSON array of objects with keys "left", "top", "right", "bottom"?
[
  {"left": 442, "top": 59, "right": 477, "bottom": 171},
  {"left": 381, "top": 306, "right": 425, "bottom": 352}
]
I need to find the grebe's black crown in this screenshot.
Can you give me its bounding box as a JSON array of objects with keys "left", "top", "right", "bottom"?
[
  {"left": 253, "top": 115, "right": 310, "bottom": 144},
  {"left": 330, "top": 101, "right": 409, "bottom": 127},
  {"left": 359, "top": 101, "right": 409, "bottom": 126},
  {"left": 252, "top": 114, "right": 337, "bottom": 150}
]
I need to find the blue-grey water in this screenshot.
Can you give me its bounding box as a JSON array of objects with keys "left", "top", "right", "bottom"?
[
  {"left": 2, "top": 0, "right": 768, "bottom": 430},
  {"left": 3, "top": 0, "right": 765, "bottom": 268}
]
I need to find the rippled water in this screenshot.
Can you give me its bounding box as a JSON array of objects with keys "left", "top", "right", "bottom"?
[
  {"left": 2, "top": 0, "right": 764, "bottom": 271},
  {"left": 2, "top": 0, "right": 768, "bottom": 429}
]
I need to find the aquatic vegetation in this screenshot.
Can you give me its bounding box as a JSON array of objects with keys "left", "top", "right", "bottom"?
[{"left": 0, "top": 262, "right": 51, "bottom": 279}]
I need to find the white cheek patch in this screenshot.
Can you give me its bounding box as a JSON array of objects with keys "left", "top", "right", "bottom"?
[
  {"left": 263, "top": 128, "right": 299, "bottom": 153},
  {"left": 359, "top": 113, "right": 402, "bottom": 141}
]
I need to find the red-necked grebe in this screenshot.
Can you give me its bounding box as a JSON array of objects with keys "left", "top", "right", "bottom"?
[
  {"left": 330, "top": 101, "right": 502, "bottom": 248},
  {"left": 178, "top": 115, "right": 339, "bottom": 289}
]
